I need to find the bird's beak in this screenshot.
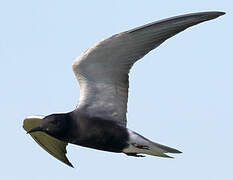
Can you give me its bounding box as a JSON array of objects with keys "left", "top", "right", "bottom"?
[{"left": 27, "top": 126, "right": 43, "bottom": 134}]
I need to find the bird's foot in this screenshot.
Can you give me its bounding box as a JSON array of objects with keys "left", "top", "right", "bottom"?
[
  {"left": 125, "top": 153, "right": 145, "bottom": 157},
  {"left": 132, "top": 143, "right": 150, "bottom": 150}
]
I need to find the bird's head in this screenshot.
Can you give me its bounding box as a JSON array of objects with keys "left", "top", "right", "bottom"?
[{"left": 27, "top": 113, "right": 71, "bottom": 141}]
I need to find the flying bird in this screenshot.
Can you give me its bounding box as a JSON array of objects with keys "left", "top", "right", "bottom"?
[{"left": 23, "top": 11, "right": 225, "bottom": 167}]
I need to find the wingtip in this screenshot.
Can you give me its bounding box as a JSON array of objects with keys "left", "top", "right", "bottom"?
[
  {"left": 204, "top": 11, "right": 226, "bottom": 18},
  {"left": 216, "top": 11, "right": 226, "bottom": 16},
  {"left": 65, "top": 159, "right": 74, "bottom": 168},
  {"left": 187, "top": 11, "right": 225, "bottom": 22},
  {"left": 212, "top": 11, "right": 226, "bottom": 17},
  {"left": 68, "top": 163, "right": 74, "bottom": 168},
  {"left": 209, "top": 11, "right": 225, "bottom": 15}
]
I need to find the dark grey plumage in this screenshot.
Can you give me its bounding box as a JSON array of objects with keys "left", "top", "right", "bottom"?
[{"left": 23, "top": 11, "right": 225, "bottom": 167}]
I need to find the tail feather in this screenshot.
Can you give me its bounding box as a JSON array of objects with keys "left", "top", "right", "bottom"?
[
  {"left": 158, "top": 153, "right": 174, "bottom": 158},
  {"left": 123, "top": 130, "right": 182, "bottom": 158},
  {"left": 152, "top": 141, "right": 182, "bottom": 154}
]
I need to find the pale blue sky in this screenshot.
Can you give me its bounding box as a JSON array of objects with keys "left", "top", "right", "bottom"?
[{"left": 1, "top": 0, "right": 232, "bottom": 179}]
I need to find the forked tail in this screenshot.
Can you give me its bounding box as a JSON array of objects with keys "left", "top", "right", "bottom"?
[{"left": 123, "top": 130, "right": 182, "bottom": 158}]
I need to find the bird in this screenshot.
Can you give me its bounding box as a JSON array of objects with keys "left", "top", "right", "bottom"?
[{"left": 23, "top": 11, "right": 225, "bottom": 167}]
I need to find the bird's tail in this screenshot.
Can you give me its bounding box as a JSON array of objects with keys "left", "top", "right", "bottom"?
[{"left": 123, "top": 130, "right": 182, "bottom": 158}]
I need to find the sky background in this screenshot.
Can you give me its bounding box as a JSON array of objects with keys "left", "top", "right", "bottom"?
[{"left": 1, "top": 0, "right": 232, "bottom": 179}]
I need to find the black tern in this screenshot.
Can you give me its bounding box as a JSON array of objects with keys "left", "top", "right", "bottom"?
[{"left": 23, "top": 11, "right": 225, "bottom": 167}]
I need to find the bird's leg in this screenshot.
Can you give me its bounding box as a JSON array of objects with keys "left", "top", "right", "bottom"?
[
  {"left": 125, "top": 153, "right": 145, "bottom": 157},
  {"left": 132, "top": 143, "right": 150, "bottom": 150}
]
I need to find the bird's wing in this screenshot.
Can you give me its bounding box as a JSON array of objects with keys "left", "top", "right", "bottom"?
[
  {"left": 23, "top": 116, "right": 73, "bottom": 167},
  {"left": 72, "top": 11, "right": 224, "bottom": 126}
]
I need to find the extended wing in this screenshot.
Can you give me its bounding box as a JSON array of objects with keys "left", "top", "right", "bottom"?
[{"left": 72, "top": 11, "right": 224, "bottom": 126}]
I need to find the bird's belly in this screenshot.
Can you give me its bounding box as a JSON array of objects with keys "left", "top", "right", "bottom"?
[
  {"left": 70, "top": 123, "right": 129, "bottom": 153},
  {"left": 72, "top": 136, "right": 127, "bottom": 152}
]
